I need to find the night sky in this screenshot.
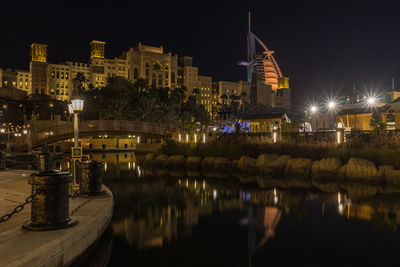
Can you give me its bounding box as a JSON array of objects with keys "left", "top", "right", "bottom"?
[{"left": 2, "top": 0, "right": 400, "bottom": 109}]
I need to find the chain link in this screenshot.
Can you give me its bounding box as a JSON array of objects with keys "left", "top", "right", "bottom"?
[{"left": 0, "top": 188, "right": 42, "bottom": 223}]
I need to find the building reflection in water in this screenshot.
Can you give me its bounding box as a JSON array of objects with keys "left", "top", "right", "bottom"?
[{"left": 58, "top": 152, "right": 400, "bottom": 255}]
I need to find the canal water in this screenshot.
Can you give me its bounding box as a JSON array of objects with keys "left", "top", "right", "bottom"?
[{"left": 65, "top": 153, "right": 400, "bottom": 266}]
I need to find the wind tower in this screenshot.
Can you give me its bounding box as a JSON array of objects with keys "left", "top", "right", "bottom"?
[{"left": 30, "top": 43, "right": 48, "bottom": 95}]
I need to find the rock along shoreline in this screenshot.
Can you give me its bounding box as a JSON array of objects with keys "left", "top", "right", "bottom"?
[{"left": 142, "top": 152, "right": 400, "bottom": 186}]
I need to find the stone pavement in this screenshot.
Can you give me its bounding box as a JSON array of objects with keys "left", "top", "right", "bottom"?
[{"left": 0, "top": 170, "right": 113, "bottom": 266}]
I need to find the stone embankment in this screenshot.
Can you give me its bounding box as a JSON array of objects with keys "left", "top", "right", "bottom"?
[
  {"left": 0, "top": 170, "right": 114, "bottom": 267},
  {"left": 143, "top": 152, "right": 400, "bottom": 186}
]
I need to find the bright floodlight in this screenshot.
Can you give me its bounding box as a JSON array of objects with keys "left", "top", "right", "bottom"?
[
  {"left": 367, "top": 97, "right": 376, "bottom": 104},
  {"left": 310, "top": 106, "right": 317, "bottom": 113},
  {"left": 71, "top": 99, "right": 84, "bottom": 112},
  {"left": 328, "top": 101, "right": 336, "bottom": 109}
]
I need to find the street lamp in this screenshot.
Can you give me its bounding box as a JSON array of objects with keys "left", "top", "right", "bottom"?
[
  {"left": 69, "top": 99, "right": 84, "bottom": 148},
  {"left": 49, "top": 103, "right": 54, "bottom": 120},
  {"left": 328, "top": 101, "right": 336, "bottom": 109},
  {"left": 69, "top": 98, "right": 84, "bottom": 190},
  {"left": 367, "top": 97, "right": 376, "bottom": 105},
  {"left": 310, "top": 106, "right": 318, "bottom": 113},
  {"left": 310, "top": 106, "right": 318, "bottom": 131}
]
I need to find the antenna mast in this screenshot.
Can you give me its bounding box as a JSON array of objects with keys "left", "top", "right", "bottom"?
[
  {"left": 248, "top": 12, "right": 251, "bottom": 33},
  {"left": 392, "top": 76, "right": 395, "bottom": 93}
]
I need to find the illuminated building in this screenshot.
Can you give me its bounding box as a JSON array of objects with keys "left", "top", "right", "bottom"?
[
  {"left": 178, "top": 56, "right": 199, "bottom": 93},
  {"left": 0, "top": 40, "right": 216, "bottom": 106},
  {"left": 122, "top": 42, "right": 179, "bottom": 88},
  {"left": 198, "top": 75, "right": 212, "bottom": 112},
  {"left": 30, "top": 43, "right": 48, "bottom": 95},
  {"left": 239, "top": 13, "right": 291, "bottom": 110}
]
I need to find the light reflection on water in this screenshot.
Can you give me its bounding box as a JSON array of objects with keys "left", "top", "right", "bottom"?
[{"left": 56, "top": 153, "right": 400, "bottom": 266}]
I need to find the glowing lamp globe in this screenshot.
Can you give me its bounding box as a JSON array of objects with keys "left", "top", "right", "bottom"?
[
  {"left": 310, "top": 106, "right": 317, "bottom": 113},
  {"left": 328, "top": 101, "right": 335, "bottom": 109},
  {"left": 71, "top": 99, "right": 84, "bottom": 112}
]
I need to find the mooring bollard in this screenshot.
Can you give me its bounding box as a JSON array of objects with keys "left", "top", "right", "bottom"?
[
  {"left": 0, "top": 152, "right": 6, "bottom": 171},
  {"left": 78, "top": 160, "right": 105, "bottom": 196},
  {"left": 22, "top": 170, "right": 78, "bottom": 231},
  {"left": 38, "top": 153, "right": 54, "bottom": 172}
]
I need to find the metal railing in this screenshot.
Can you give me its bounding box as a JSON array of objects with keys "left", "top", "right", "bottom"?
[{"left": 8, "top": 120, "right": 176, "bottom": 151}]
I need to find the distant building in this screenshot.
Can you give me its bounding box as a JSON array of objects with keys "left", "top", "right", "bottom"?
[
  {"left": 242, "top": 13, "right": 291, "bottom": 111},
  {"left": 241, "top": 113, "right": 290, "bottom": 133},
  {"left": 198, "top": 75, "right": 212, "bottom": 112},
  {"left": 335, "top": 106, "right": 389, "bottom": 131},
  {"left": 122, "top": 42, "right": 179, "bottom": 88}
]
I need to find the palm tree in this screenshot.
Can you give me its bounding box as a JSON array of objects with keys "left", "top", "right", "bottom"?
[
  {"left": 72, "top": 72, "right": 88, "bottom": 97},
  {"left": 135, "top": 96, "right": 156, "bottom": 121}
]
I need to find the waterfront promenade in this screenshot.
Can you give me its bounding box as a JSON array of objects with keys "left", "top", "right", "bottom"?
[{"left": 0, "top": 170, "right": 113, "bottom": 266}]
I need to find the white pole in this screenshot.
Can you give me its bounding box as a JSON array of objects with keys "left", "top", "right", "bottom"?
[{"left": 73, "top": 113, "right": 79, "bottom": 147}]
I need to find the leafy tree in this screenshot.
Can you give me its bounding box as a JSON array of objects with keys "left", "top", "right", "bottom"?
[
  {"left": 97, "top": 76, "right": 135, "bottom": 120},
  {"left": 369, "top": 111, "right": 386, "bottom": 136},
  {"left": 72, "top": 72, "right": 88, "bottom": 97}
]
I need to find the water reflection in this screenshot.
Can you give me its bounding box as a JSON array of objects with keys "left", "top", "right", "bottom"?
[{"left": 61, "top": 153, "right": 400, "bottom": 266}]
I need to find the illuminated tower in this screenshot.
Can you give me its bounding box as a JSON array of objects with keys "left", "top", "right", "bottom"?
[
  {"left": 31, "top": 43, "right": 47, "bottom": 62},
  {"left": 240, "top": 13, "right": 291, "bottom": 110},
  {"left": 30, "top": 43, "right": 48, "bottom": 94},
  {"left": 90, "top": 40, "right": 106, "bottom": 59}
]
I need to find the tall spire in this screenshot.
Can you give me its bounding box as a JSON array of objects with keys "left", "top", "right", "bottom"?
[
  {"left": 248, "top": 12, "right": 251, "bottom": 33},
  {"left": 392, "top": 76, "right": 395, "bottom": 93}
]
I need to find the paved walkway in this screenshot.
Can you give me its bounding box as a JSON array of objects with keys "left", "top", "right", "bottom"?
[{"left": 0, "top": 170, "right": 113, "bottom": 266}]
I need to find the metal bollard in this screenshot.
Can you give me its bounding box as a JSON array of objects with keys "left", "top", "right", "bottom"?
[
  {"left": 22, "top": 170, "right": 78, "bottom": 231},
  {"left": 78, "top": 160, "right": 105, "bottom": 196},
  {"left": 38, "top": 152, "right": 54, "bottom": 172},
  {"left": 0, "top": 152, "right": 6, "bottom": 170}
]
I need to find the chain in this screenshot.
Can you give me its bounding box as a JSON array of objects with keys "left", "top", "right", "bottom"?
[{"left": 0, "top": 188, "right": 42, "bottom": 223}]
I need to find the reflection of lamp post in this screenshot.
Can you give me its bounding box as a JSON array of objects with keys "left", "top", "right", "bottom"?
[{"left": 69, "top": 99, "right": 84, "bottom": 190}]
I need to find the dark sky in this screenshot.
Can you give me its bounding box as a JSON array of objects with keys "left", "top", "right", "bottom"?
[{"left": 2, "top": 0, "right": 400, "bottom": 108}]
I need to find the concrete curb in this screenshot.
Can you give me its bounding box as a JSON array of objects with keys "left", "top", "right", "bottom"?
[{"left": 0, "top": 185, "right": 114, "bottom": 267}]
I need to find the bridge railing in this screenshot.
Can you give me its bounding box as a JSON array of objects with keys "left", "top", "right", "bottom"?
[{"left": 9, "top": 120, "right": 176, "bottom": 152}]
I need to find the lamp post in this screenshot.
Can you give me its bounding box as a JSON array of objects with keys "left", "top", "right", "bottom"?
[
  {"left": 310, "top": 106, "right": 318, "bottom": 131},
  {"left": 70, "top": 99, "right": 83, "bottom": 147},
  {"left": 69, "top": 99, "right": 84, "bottom": 190},
  {"left": 1, "top": 124, "right": 11, "bottom": 154},
  {"left": 49, "top": 103, "right": 54, "bottom": 121}
]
